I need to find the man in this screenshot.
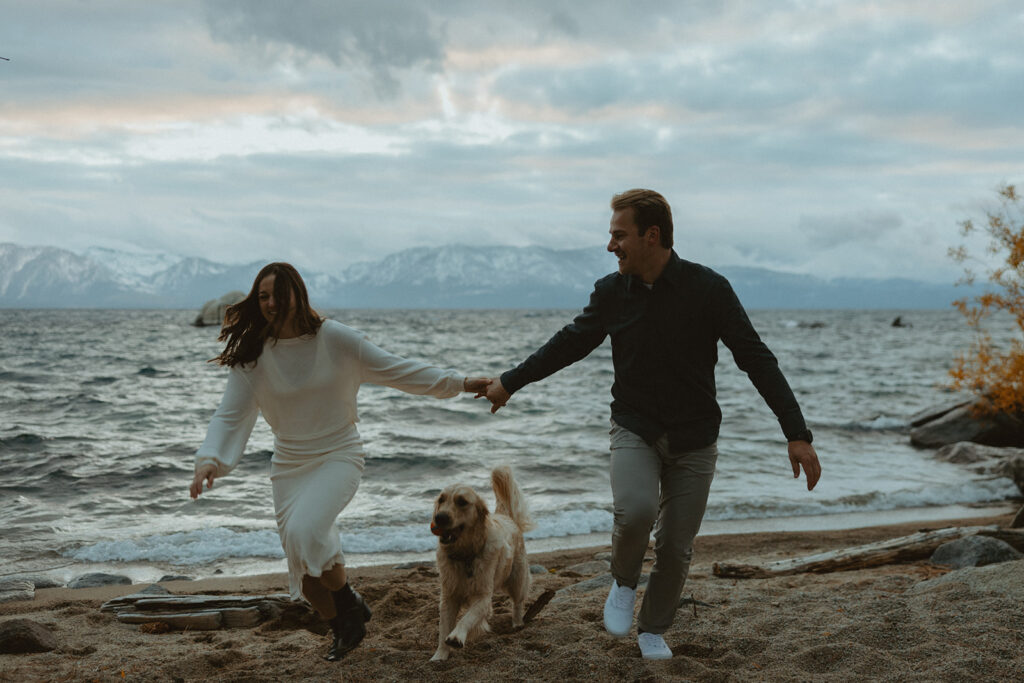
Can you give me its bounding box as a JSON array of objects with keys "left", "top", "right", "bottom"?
[{"left": 483, "top": 189, "right": 821, "bottom": 660}]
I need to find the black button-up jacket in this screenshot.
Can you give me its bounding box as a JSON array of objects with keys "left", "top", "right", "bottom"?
[{"left": 500, "top": 251, "right": 807, "bottom": 451}]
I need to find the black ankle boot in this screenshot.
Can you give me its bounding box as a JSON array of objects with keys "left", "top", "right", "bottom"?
[{"left": 325, "top": 584, "right": 372, "bottom": 662}]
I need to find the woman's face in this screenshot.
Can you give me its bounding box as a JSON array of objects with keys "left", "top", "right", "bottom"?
[{"left": 257, "top": 273, "right": 296, "bottom": 328}]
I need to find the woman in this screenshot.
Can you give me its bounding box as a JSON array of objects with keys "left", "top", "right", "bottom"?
[{"left": 189, "top": 262, "right": 488, "bottom": 661}]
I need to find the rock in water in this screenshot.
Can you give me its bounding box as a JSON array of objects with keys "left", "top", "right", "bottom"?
[
  {"left": 909, "top": 404, "right": 1024, "bottom": 448},
  {"left": 68, "top": 573, "right": 132, "bottom": 589},
  {"left": 0, "top": 580, "right": 34, "bottom": 603},
  {"left": 192, "top": 290, "right": 246, "bottom": 327},
  {"left": 930, "top": 535, "right": 1023, "bottom": 568},
  {"left": 1012, "top": 505, "right": 1024, "bottom": 529},
  {"left": 994, "top": 454, "right": 1024, "bottom": 494},
  {"left": 0, "top": 619, "right": 58, "bottom": 654}
]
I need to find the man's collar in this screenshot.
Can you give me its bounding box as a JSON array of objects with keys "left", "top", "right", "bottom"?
[
  {"left": 660, "top": 250, "right": 684, "bottom": 288},
  {"left": 626, "top": 250, "right": 682, "bottom": 292}
]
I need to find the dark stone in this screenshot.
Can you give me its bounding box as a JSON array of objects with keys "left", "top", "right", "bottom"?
[
  {"left": 909, "top": 404, "right": 1024, "bottom": 448},
  {"left": 392, "top": 561, "right": 435, "bottom": 570},
  {"left": 908, "top": 398, "right": 973, "bottom": 428},
  {"left": 932, "top": 441, "right": 1022, "bottom": 465},
  {"left": 993, "top": 454, "right": 1024, "bottom": 494},
  {"left": 3, "top": 575, "right": 63, "bottom": 590},
  {"left": 22, "top": 576, "right": 64, "bottom": 589},
  {"left": 157, "top": 575, "right": 193, "bottom": 583},
  {"left": 68, "top": 573, "right": 132, "bottom": 589},
  {"left": 0, "top": 619, "right": 58, "bottom": 654},
  {"left": 529, "top": 564, "right": 548, "bottom": 574},
  {"left": 0, "top": 580, "right": 34, "bottom": 604},
  {"left": 930, "top": 535, "right": 1023, "bottom": 569},
  {"left": 138, "top": 584, "right": 172, "bottom": 595},
  {"left": 1011, "top": 505, "right": 1024, "bottom": 529}
]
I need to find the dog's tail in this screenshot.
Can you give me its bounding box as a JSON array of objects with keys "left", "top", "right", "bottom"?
[{"left": 491, "top": 466, "right": 534, "bottom": 533}]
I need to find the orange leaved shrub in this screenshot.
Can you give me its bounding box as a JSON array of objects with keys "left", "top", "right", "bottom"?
[{"left": 950, "top": 184, "right": 1024, "bottom": 415}]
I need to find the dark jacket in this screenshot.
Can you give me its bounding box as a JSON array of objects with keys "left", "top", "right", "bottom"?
[{"left": 500, "top": 251, "right": 807, "bottom": 450}]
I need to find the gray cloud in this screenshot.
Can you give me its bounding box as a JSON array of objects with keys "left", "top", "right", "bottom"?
[
  {"left": 797, "top": 211, "right": 905, "bottom": 249},
  {"left": 1, "top": 0, "right": 1021, "bottom": 286},
  {"left": 203, "top": 0, "right": 446, "bottom": 95}
]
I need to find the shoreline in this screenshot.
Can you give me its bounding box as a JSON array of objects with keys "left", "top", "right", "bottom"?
[
  {"left": 3, "top": 509, "right": 1022, "bottom": 681},
  {"left": 12, "top": 501, "right": 1017, "bottom": 587}
]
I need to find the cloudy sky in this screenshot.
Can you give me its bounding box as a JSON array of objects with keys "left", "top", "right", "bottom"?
[{"left": 1, "top": 0, "right": 1021, "bottom": 282}]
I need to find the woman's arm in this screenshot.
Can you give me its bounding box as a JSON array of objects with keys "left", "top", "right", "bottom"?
[
  {"left": 191, "top": 368, "right": 259, "bottom": 497},
  {"left": 358, "top": 335, "right": 469, "bottom": 398}
]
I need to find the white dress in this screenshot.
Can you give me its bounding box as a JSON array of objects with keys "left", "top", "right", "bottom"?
[{"left": 196, "top": 320, "right": 464, "bottom": 599}]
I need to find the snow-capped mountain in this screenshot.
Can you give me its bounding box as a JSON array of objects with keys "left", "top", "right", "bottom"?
[{"left": 0, "top": 242, "right": 972, "bottom": 309}]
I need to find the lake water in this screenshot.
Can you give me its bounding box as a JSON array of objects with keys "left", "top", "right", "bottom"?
[{"left": 1, "top": 307, "right": 1019, "bottom": 583}]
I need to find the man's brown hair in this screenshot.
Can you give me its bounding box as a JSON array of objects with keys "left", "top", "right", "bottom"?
[{"left": 610, "top": 189, "right": 673, "bottom": 248}]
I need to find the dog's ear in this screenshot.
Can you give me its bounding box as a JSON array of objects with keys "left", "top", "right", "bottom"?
[{"left": 474, "top": 492, "right": 489, "bottom": 520}]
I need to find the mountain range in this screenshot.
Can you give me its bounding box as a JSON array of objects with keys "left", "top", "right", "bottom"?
[{"left": 0, "top": 242, "right": 974, "bottom": 310}]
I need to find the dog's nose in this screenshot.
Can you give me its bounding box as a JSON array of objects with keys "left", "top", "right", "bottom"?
[{"left": 434, "top": 512, "right": 450, "bottom": 527}]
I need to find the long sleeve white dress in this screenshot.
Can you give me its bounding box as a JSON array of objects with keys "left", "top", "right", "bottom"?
[{"left": 196, "top": 320, "right": 464, "bottom": 599}]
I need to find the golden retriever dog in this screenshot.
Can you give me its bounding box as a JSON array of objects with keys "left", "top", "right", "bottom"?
[{"left": 429, "top": 465, "right": 533, "bottom": 662}]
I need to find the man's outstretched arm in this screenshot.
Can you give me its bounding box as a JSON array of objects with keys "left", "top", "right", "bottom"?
[{"left": 484, "top": 281, "right": 610, "bottom": 413}]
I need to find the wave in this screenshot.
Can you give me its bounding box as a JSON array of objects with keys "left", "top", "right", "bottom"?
[
  {"left": 708, "top": 477, "right": 1020, "bottom": 521},
  {"left": 64, "top": 508, "right": 616, "bottom": 564},
  {"left": 0, "top": 433, "right": 48, "bottom": 452}
]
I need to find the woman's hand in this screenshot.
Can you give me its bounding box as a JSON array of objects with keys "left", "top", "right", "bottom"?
[
  {"left": 190, "top": 464, "right": 218, "bottom": 499},
  {"left": 463, "top": 376, "right": 491, "bottom": 394}
]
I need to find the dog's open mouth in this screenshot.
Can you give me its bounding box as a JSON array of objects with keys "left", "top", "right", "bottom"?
[{"left": 431, "top": 522, "right": 463, "bottom": 545}]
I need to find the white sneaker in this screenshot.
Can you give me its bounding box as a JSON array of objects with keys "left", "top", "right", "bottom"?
[
  {"left": 638, "top": 632, "right": 673, "bottom": 660},
  {"left": 603, "top": 579, "right": 636, "bottom": 637}
]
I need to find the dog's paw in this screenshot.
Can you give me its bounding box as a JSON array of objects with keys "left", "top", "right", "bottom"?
[
  {"left": 444, "top": 634, "right": 465, "bottom": 649},
  {"left": 429, "top": 648, "right": 450, "bottom": 662}
]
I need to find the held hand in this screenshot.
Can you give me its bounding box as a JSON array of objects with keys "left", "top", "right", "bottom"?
[
  {"left": 788, "top": 441, "right": 821, "bottom": 491},
  {"left": 483, "top": 378, "right": 511, "bottom": 414},
  {"left": 463, "top": 376, "right": 491, "bottom": 394},
  {"left": 190, "top": 464, "right": 217, "bottom": 500}
]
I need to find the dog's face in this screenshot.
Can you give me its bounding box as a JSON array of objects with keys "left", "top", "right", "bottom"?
[{"left": 431, "top": 484, "right": 488, "bottom": 545}]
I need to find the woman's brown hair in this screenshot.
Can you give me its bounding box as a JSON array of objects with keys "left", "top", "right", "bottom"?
[{"left": 212, "top": 262, "right": 324, "bottom": 367}]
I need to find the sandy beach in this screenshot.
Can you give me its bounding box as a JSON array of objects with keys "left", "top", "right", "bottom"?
[{"left": 2, "top": 511, "right": 1022, "bottom": 682}]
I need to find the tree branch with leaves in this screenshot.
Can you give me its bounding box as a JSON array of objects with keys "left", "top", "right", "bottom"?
[{"left": 949, "top": 183, "right": 1024, "bottom": 415}]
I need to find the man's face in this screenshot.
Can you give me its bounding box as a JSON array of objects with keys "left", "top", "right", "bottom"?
[{"left": 607, "top": 208, "right": 656, "bottom": 277}]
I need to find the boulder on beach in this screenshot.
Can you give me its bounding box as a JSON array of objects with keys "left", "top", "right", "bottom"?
[
  {"left": 192, "top": 290, "right": 246, "bottom": 328},
  {"left": 0, "top": 580, "right": 34, "bottom": 604},
  {"left": 993, "top": 453, "right": 1024, "bottom": 494},
  {"left": 933, "top": 442, "right": 1024, "bottom": 493},
  {"left": 930, "top": 535, "right": 1023, "bottom": 569},
  {"left": 909, "top": 556, "right": 1024, "bottom": 599},
  {"left": 68, "top": 573, "right": 132, "bottom": 589},
  {"left": 909, "top": 402, "right": 1024, "bottom": 448},
  {"left": 0, "top": 619, "right": 58, "bottom": 654}
]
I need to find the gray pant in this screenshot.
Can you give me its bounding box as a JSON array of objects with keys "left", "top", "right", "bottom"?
[{"left": 609, "top": 421, "right": 718, "bottom": 634}]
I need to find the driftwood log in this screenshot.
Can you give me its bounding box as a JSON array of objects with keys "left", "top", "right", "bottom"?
[
  {"left": 713, "top": 526, "right": 1024, "bottom": 579},
  {"left": 100, "top": 593, "right": 297, "bottom": 631}
]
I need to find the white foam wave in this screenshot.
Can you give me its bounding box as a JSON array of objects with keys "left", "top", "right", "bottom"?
[
  {"left": 67, "top": 527, "right": 285, "bottom": 564},
  {"left": 65, "top": 509, "right": 616, "bottom": 564},
  {"left": 708, "top": 477, "right": 1020, "bottom": 521},
  {"left": 65, "top": 476, "right": 1017, "bottom": 565},
  {"left": 856, "top": 415, "right": 907, "bottom": 430}
]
